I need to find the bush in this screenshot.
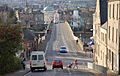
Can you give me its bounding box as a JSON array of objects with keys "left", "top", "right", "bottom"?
[{"left": 0, "top": 53, "right": 22, "bottom": 74}]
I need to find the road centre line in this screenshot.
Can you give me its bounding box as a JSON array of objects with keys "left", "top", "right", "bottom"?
[{"left": 68, "top": 69, "right": 72, "bottom": 75}]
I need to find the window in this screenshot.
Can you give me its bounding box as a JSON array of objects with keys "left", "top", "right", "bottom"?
[
  {"left": 116, "top": 29, "right": 118, "bottom": 43},
  {"left": 105, "top": 34, "right": 107, "bottom": 43},
  {"left": 117, "top": 4, "right": 119, "bottom": 20},
  {"left": 109, "top": 50, "right": 111, "bottom": 62},
  {"left": 103, "top": 53, "right": 104, "bottom": 63},
  {"left": 103, "top": 33, "right": 104, "bottom": 41},
  {"left": 98, "top": 45, "right": 100, "bottom": 56},
  {"left": 107, "top": 48, "right": 108, "bottom": 59},
  {"left": 112, "top": 27, "right": 114, "bottom": 42},
  {"left": 113, "top": 4, "right": 115, "bottom": 18},
  {"left": 38, "top": 55, "right": 43, "bottom": 60},
  {"left": 109, "top": 4, "right": 111, "bottom": 18},
  {"left": 109, "top": 26, "right": 110, "bottom": 40},
  {"left": 101, "top": 51, "right": 102, "bottom": 60},
  {"left": 119, "top": 4, "right": 120, "bottom": 19},
  {"left": 101, "top": 32, "right": 102, "bottom": 40},
  {"left": 32, "top": 55, "right": 37, "bottom": 60},
  {"left": 114, "top": 54, "right": 117, "bottom": 67},
  {"left": 54, "top": 60, "right": 62, "bottom": 63},
  {"left": 112, "top": 52, "right": 114, "bottom": 67}
]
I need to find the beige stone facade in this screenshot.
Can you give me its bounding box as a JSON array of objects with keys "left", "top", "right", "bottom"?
[
  {"left": 95, "top": 22, "right": 107, "bottom": 67},
  {"left": 93, "top": 0, "right": 120, "bottom": 74},
  {"left": 43, "top": 11, "right": 54, "bottom": 24},
  {"left": 107, "top": 0, "right": 120, "bottom": 72}
]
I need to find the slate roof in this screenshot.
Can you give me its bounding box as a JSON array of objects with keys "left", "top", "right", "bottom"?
[{"left": 100, "top": 0, "right": 108, "bottom": 25}]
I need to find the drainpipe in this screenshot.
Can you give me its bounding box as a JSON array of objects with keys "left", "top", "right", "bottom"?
[
  {"left": 118, "top": 21, "right": 120, "bottom": 74},
  {"left": 106, "top": 23, "right": 108, "bottom": 69},
  {"left": 118, "top": 3, "right": 120, "bottom": 74}
]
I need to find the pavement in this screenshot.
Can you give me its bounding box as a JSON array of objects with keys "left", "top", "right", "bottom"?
[{"left": 2, "top": 69, "right": 30, "bottom": 76}]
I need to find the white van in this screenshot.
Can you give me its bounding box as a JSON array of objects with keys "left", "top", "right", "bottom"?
[{"left": 30, "top": 51, "right": 47, "bottom": 72}]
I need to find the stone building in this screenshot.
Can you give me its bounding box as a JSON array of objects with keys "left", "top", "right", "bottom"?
[{"left": 93, "top": 0, "right": 120, "bottom": 74}]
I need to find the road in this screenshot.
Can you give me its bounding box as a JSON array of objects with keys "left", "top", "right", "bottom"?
[{"left": 25, "top": 22, "right": 95, "bottom": 76}]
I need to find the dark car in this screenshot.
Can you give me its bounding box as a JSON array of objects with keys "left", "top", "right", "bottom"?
[{"left": 52, "top": 59, "right": 63, "bottom": 69}]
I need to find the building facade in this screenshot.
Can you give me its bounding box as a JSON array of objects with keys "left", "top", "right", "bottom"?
[
  {"left": 94, "top": 0, "right": 120, "bottom": 74},
  {"left": 107, "top": 0, "right": 120, "bottom": 73},
  {"left": 42, "top": 6, "right": 55, "bottom": 24},
  {"left": 94, "top": 0, "right": 108, "bottom": 66}
]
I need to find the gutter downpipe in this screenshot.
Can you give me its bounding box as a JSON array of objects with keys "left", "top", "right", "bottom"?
[{"left": 118, "top": 2, "right": 120, "bottom": 74}]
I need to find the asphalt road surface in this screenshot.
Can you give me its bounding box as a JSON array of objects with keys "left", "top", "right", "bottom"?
[{"left": 25, "top": 22, "right": 95, "bottom": 76}]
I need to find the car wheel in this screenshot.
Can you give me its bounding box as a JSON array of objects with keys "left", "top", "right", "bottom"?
[
  {"left": 44, "top": 67, "right": 47, "bottom": 71},
  {"left": 61, "top": 66, "right": 63, "bottom": 69},
  {"left": 31, "top": 68, "right": 34, "bottom": 72}
]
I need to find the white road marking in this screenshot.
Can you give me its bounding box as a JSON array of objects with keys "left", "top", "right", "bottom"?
[
  {"left": 18, "top": 70, "right": 24, "bottom": 72},
  {"left": 24, "top": 71, "right": 31, "bottom": 76},
  {"left": 67, "top": 68, "right": 72, "bottom": 75},
  {"left": 58, "top": 69, "right": 61, "bottom": 71}
]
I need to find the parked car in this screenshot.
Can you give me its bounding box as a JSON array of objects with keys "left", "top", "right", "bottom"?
[
  {"left": 52, "top": 59, "right": 63, "bottom": 69},
  {"left": 30, "top": 51, "right": 47, "bottom": 72},
  {"left": 59, "top": 46, "right": 68, "bottom": 53}
]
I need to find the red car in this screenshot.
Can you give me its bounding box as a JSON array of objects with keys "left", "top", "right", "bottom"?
[{"left": 52, "top": 59, "right": 63, "bottom": 69}]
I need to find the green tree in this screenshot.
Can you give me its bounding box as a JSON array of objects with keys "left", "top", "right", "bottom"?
[
  {"left": 7, "top": 10, "right": 17, "bottom": 24},
  {"left": 0, "top": 25, "right": 22, "bottom": 74}
]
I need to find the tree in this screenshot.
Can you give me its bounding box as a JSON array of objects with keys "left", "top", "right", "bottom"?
[
  {"left": 7, "top": 10, "right": 17, "bottom": 24},
  {"left": 0, "top": 25, "right": 22, "bottom": 55},
  {"left": 0, "top": 25, "right": 22, "bottom": 74}
]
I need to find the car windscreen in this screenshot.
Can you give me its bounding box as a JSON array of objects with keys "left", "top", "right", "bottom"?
[
  {"left": 38, "top": 55, "right": 43, "bottom": 60},
  {"left": 54, "top": 60, "right": 62, "bottom": 63},
  {"left": 32, "top": 55, "right": 37, "bottom": 60},
  {"left": 61, "top": 47, "right": 66, "bottom": 49}
]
